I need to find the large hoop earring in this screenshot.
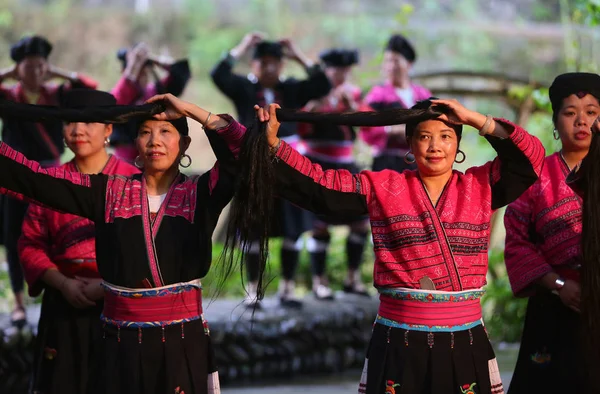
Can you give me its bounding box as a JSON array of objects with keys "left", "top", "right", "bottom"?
[
  {"left": 134, "top": 155, "right": 144, "bottom": 169},
  {"left": 179, "top": 154, "right": 192, "bottom": 168},
  {"left": 455, "top": 150, "right": 466, "bottom": 164},
  {"left": 553, "top": 129, "right": 560, "bottom": 140},
  {"left": 63, "top": 138, "right": 69, "bottom": 148},
  {"left": 403, "top": 151, "right": 416, "bottom": 164},
  {"left": 104, "top": 137, "right": 110, "bottom": 147}
]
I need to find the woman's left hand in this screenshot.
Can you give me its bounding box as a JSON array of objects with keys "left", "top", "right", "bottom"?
[
  {"left": 146, "top": 93, "right": 190, "bottom": 120},
  {"left": 430, "top": 99, "right": 478, "bottom": 126}
]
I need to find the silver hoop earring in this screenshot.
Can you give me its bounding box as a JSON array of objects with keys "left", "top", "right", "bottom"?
[
  {"left": 63, "top": 138, "right": 69, "bottom": 148},
  {"left": 455, "top": 150, "right": 466, "bottom": 164},
  {"left": 179, "top": 154, "right": 192, "bottom": 168},
  {"left": 403, "top": 151, "right": 416, "bottom": 164},
  {"left": 553, "top": 129, "right": 560, "bottom": 140},
  {"left": 104, "top": 137, "right": 110, "bottom": 147},
  {"left": 134, "top": 155, "right": 144, "bottom": 169}
]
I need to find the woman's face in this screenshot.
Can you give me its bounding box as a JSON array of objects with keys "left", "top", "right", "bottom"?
[
  {"left": 63, "top": 122, "right": 112, "bottom": 159},
  {"left": 135, "top": 120, "right": 191, "bottom": 172},
  {"left": 382, "top": 50, "right": 410, "bottom": 83},
  {"left": 325, "top": 66, "right": 351, "bottom": 87},
  {"left": 17, "top": 55, "right": 48, "bottom": 90},
  {"left": 410, "top": 119, "right": 459, "bottom": 177},
  {"left": 555, "top": 93, "right": 599, "bottom": 153}
]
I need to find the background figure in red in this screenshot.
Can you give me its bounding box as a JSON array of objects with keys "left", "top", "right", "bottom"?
[
  {"left": 211, "top": 32, "right": 331, "bottom": 307},
  {"left": 298, "top": 48, "right": 370, "bottom": 302},
  {"left": 0, "top": 35, "right": 97, "bottom": 328},
  {"left": 110, "top": 42, "right": 191, "bottom": 163},
  {"left": 361, "top": 34, "right": 431, "bottom": 172},
  {"left": 18, "top": 89, "right": 139, "bottom": 394}
]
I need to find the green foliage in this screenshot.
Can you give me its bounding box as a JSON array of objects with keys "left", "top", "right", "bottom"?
[{"left": 482, "top": 249, "right": 528, "bottom": 342}]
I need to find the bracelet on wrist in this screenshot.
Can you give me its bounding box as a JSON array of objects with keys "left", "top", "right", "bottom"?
[
  {"left": 479, "top": 115, "right": 494, "bottom": 136},
  {"left": 269, "top": 139, "right": 281, "bottom": 155}
]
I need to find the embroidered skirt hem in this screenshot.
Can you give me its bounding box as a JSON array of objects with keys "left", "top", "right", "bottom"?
[{"left": 358, "top": 323, "right": 504, "bottom": 394}]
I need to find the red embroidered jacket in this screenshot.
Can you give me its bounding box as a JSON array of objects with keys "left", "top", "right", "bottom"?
[
  {"left": 273, "top": 119, "right": 544, "bottom": 291},
  {"left": 504, "top": 153, "right": 583, "bottom": 296},
  {"left": 18, "top": 156, "right": 139, "bottom": 296},
  {"left": 0, "top": 115, "right": 243, "bottom": 289}
]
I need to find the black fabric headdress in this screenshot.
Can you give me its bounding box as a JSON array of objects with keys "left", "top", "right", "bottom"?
[
  {"left": 385, "top": 34, "right": 416, "bottom": 63},
  {"left": 252, "top": 41, "right": 283, "bottom": 60},
  {"left": 549, "top": 72, "right": 600, "bottom": 114},
  {"left": 405, "top": 98, "right": 462, "bottom": 141},
  {"left": 319, "top": 48, "right": 360, "bottom": 68},
  {"left": 10, "top": 36, "right": 53, "bottom": 63}
]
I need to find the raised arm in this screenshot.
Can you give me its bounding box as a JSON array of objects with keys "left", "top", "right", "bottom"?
[
  {"left": 157, "top": 59, "right": 191, "bottom": 97},
  {"left": 0, "top": 142, "right": 101, "bottom": 219},
  {"left": 485, "top": 121, "right": 545, "bottom": 209},
  {"left": 210, "top": 33, "right": 263, "bottom": 102},
  {"left": 429, "top": 99, "right": 545, "bottom": 210},
  {"left": 261, "top": 104, "right": 368, "bottom": 217},
  {"left": 504, "top": 189, "right": 553, "bottom": 296}
]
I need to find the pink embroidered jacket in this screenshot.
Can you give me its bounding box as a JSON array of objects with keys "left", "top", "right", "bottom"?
[
  {"left": 18, "top": 156, "right": 139, "bottom": 297},
  {"left": 505, "top": 153, "right": 584, "bottom": 296},
  {"left": 274, "top": 119, "right": 544, "bottom": 291},
  {"left": 360, "top": 82, "right": 431, "bottom": 156}
]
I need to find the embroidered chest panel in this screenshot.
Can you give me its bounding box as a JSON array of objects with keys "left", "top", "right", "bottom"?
[
  {"left": 104, "top": 175, "right": 198, "bottom": 224},
  {"left": 366, "top": 168, "right": 493, "bottom": 290}
]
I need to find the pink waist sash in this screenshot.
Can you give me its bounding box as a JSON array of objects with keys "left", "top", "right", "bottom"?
[
  {"left": 377, "top": 288, "right": 484, "bottom": 332},
  {"left": 101, "top": 280, "right": 202, "bottom": 328}
]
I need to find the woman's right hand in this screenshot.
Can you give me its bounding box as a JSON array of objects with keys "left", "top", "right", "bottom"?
[
  {"left": 558, "top": 279, "right": 581, "bottom": 313},
  {"left": 147, "top": 93, "right": 191, "bottom": 120},
  {"left": 254, "top": 104, "right": 281, "bottom": 148},
  {"left": 61, "top": 278, "right": 96, "bottom": 309}
]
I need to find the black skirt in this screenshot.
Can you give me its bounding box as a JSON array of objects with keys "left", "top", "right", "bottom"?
[
  {"left": 507, "top": 292, "right": 583, "bottom": 394},
  {"left": 372, "top": 153, "right": 417, "bottom": 173},
  {"left": 90, "top": 318, "right": 219, "bottom": 394},
  {"left": 31, "top": 287, "right": 104, "bottom": 394},
  {"left": 360, "top": 323, "right": 503, "bottom": 394},
  {"left": 306, "top": 156, "right": 369, "bottom": 226}
]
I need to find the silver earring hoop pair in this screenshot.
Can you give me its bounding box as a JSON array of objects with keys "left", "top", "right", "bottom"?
[{"left": 553, "top": 129, "right": 560, "bottom": 140}]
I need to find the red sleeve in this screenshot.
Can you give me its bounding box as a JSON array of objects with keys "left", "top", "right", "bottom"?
[
  {"left": 111, "top": 76, "right": 141, "bottom": 105},
  {"left": 481, "top": 119, "right": 545, "bottom": 210},
  {"left": 273, "top": 141, "right": 369, "bottom": 217},
  {"left": 275, "top": 140, "right": 370, "bottom": 198},
  {"left": 75, "top": 74, "right": 98, "bottom": 90},
  {"left": 18, "top": 205, "right": 56, "bottom": 297},
  {"left": 504, "top": 186, "right": 552, "bottom": 296}
]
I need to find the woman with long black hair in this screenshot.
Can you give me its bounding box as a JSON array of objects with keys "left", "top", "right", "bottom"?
[
  {"left": 564, "top": 106, "right": 600, "bottom": 393},
  {"left": 504, "top": 72, "right": 600, "bottom": 394},
  {"left": 224, "top": 99, "right": 545, "bottom": 393},
  {"left": 0, "top": 93, "right": 244, "bottom": 394}
]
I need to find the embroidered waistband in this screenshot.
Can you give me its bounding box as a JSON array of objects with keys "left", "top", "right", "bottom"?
[
  {"left": 101, "top": 279, "right": 203, "bottom": 328},
  {"left": 377, "top": 288, "right": 484, "bottom": 332}
]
